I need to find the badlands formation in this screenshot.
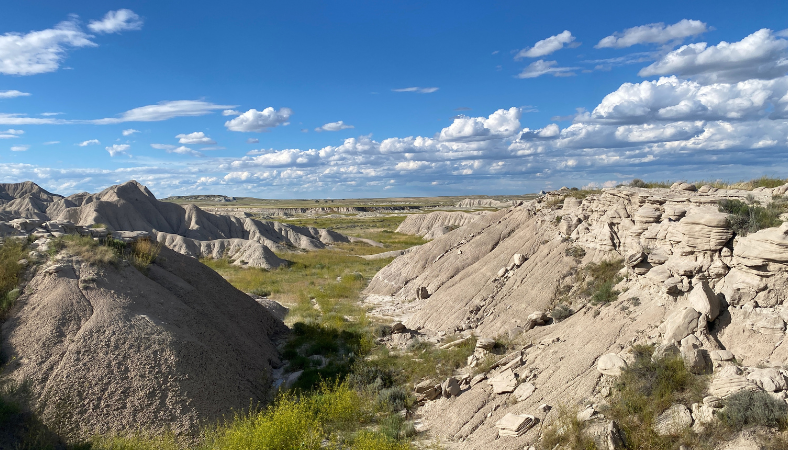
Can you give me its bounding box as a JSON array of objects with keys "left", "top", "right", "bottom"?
[
  {"left": 0, "top": 180, "right": 371, "bottom": 269},
  {"left": 367, "top": 182, "right": 788, "bottom": 449}
]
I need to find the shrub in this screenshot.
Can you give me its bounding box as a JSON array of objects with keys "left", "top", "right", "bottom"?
[
  {"left": 565, "top": 246, "right": 586, "bottom": 259},
  {"left": 377, "top": 386, "right": 409, "bottom": 412},
  {"left": 351, "top": 431, "right": 413, "bottom": 450},
  {"left": 51, "top": 235, "right": 117, "bottom": 265},
  {"left": 373, "top": 324, "right": 393, "bottom": 338},
  {"left": 550, "top": 304, "right": 573, "bottom": 322},
  {"left": 539, "top": 405, "right": 599, "bottom": 450},
  {"left": 250, "top": 287, "right": 271, "bottom": 297},
  {"left": 719, "top": 390, "right": 788, "bottom": 430},
  {"left": 591, "top": 281, "right": 619, "bottom": 304},
  {"left": 208, "top": 382, "right": 366, "bottom": 450},
  {"left": 719, "top": 199, "right": 783, "bottom": 236},
  {"left": 128, "top": 239, "right": 161, "bottom": 272},
  {"left": 85, "top": 433, "right": 181, "bottom": 450},
  {"left": 630, "top": 179, "right": 648, "bottom": 188},
  {"left": 584, "top": 259, "right": 624, "bottom": 304},
  {"left": 605, "top": 345, "right": 706, "bottom": 449}
]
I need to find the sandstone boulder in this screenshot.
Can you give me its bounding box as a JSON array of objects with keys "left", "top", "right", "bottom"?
[
  {"left": 733, "top": 222, "right": 788, "bottom": 266},
  {"left": 688, "top": 281, "right": 721, "bottom": 321},
  {"left": 597, "top": 354, "right": 627, "bottom": 376},
  {"left": 677, "top": 213, "right": 733, "bottom": 251},
  {"left": 663, "top": 307, "right": 701, "bottom": 344},
  {"left": 441, "top": 377, "right": 461, "bottom": 398},
  {"left": 747, "top": 368, "right": 787, "bottom": 392},
  {"left": 513, "top": 382, "right": 536, "bottom": 402},
  {"left": 709, "top": 366, "right": 757, "bottom": 398},
  {"left": 488, "top": 369, "right": 518, "bottom": 394},
  {"left": 653, "top": 404, "right": 693, "bottom": 435}
]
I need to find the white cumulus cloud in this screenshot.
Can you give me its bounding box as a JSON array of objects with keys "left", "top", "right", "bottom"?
[
  {"left": 224, "top": 107, "right": 293, "bottom": 132},
  {"left": 439, "top": 108, "right": 522, "bottom": 142},
  {"left": 316, "top": 121, "right": 354, "bottom": 132},
  {"left": 639, "top": 29, "right": 788, "bottom": 83},
  {"left": 10, "top": 145, "right": 29, "bottom": 152},
  {"left": 0, "top": 18, "right": 96, "bottom": 75},
  {"left": 88, "top": 9, "right": 144, "bottom": 34},
  {"left": 0, "top": 129, "right": 23, "bottom": 139},
  {"left": 167, "top": 146, "right": 202, "bottom": 157},
  {"left": 0, "top": 90, "right": 31, "bottom": 98},
  {"left": 596, "top": 19, "right": 708, "bottom": 48},
  {"left": 222, "top": 109, "right": 241, "bottom": 116},
  {"left": 515, "top": 30, "right": 577, "bottom": 59},
  {"left": 122, "top": 129, "right": 139, "bottom": 136},
  {"left": 78, "top": 139, "right": 100, "bottom": 146},
  {"left": 176, "top": 131, "right": 216, "bottom": 145},
  {"left": 106, "top": 144, "right": 130, "bottom": 157}
]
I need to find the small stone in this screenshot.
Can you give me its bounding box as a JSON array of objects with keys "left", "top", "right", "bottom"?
[
  {"left": 513, "top": 253, "right": 527, "bottom": 266},
  {"left": 538, "top": 404, "right": 552, "bottom": 414},
  {"left": 441, "top": 377, "right": 461, "bottom": 398},
  {"left": 513, "top": 382, "right": 536, "bottom": 402},
  {"left": 710, "top": 350, "right": 734, "bottom": 361},
  {"left": 577, "top": 406, "right": 596, "bottom": 422},
  {"left": 476, "top": 338, "right": 495, "bottom": 350},
  {"left": 488, "top": 369, "right": 517, "bottom": 394}
]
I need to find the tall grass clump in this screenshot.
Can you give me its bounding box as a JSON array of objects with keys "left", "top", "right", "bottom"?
[
  {"left": 0, "top": 238, "right": 27, "bottom": 317},
  {"left": 718, "top": 199, "right": 783, "bottom": 236},
  {"left": 606, "top": 345, "right": 707, "bottom": 449},
  {"left": 207, "top": 382, "right": 376, "bottom": 450},
  {"left": 581, "top": 259, "right": 624, "bottom": 304},
  {"left": 50, "top": 235, "right": 117, "bottom": 264},
  {"left": 50, "top": 235, "right": 161, "bottom": 273}
]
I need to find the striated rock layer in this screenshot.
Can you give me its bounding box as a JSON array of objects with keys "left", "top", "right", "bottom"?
[{"left": 366, "top": 183, "right": 788, "bottom": 449}]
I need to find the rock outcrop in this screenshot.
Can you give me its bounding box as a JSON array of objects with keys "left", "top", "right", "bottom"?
[
  {"left": 395, "top": 211, "right": 487, "bottom": 240},
  {"left": 364, "top": 182, "right": 788, "bottom": 449},
  {"left": 1, "top": 246, "right": 287, "bottom": 438}
]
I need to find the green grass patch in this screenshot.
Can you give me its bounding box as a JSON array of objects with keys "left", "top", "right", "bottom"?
[
  {"left": 719, "top": 390, "right": 788, "bottom": 430},
  {"left": 364, "top": 336, "right": 477, "bottom": 387},
  {"left": 201, "top": 245, "right": 395, "bottom": 321},
  {"left": 205, "top": 381, "right": 415, "bottom": 450},
  {"left": 718, "top": 198, "right": 784, "bottom": 236},
  {"left": 0, "top": 239, "right": 27, "bottom": 317},
  {"left": 606, "top": 345, "right": 707, "bottom": 449},
  {"left": 583, "top": 259, "right": 624, "bottom": 304}
]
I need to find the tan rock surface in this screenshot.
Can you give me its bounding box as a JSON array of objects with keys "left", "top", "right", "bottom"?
[{"left": 1, "top": 246, "right": 286, "bottom": 438}]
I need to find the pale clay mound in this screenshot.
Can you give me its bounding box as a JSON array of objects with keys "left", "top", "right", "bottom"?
[
  {"left": 0, "top": 180, "right": 374, "bottom": 269},
  {"left": 454, "top": 198, "right": 513, "bottom": 208},
  {"left": 395, "top": 211, "right": 488, "bottom": 241},
  {"left": 366, "top": 182, "right": 788, "bottom": 449},
  {"left": 1, "top": 245, "right": 287, "bottom": 439}
]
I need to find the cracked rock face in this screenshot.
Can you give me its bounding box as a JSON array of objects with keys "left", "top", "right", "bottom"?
[
  {"left": 364, "top": 183, "right": 788, "bottom": 449},
  {"left": 1, "top": 246, "right": 286, "bottom": 439}
]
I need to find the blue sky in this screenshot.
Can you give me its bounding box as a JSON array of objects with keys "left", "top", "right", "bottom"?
[{"left": 1, "top": 1, "right": 787, "bottom": 198}]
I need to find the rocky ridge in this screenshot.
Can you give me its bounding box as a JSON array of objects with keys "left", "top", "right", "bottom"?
[
  {"left": 0, "top": 181, "right": 375, "bottom": 269},
  {"left": 365, "top": 182, "right": 788, "bottom": 449}
]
